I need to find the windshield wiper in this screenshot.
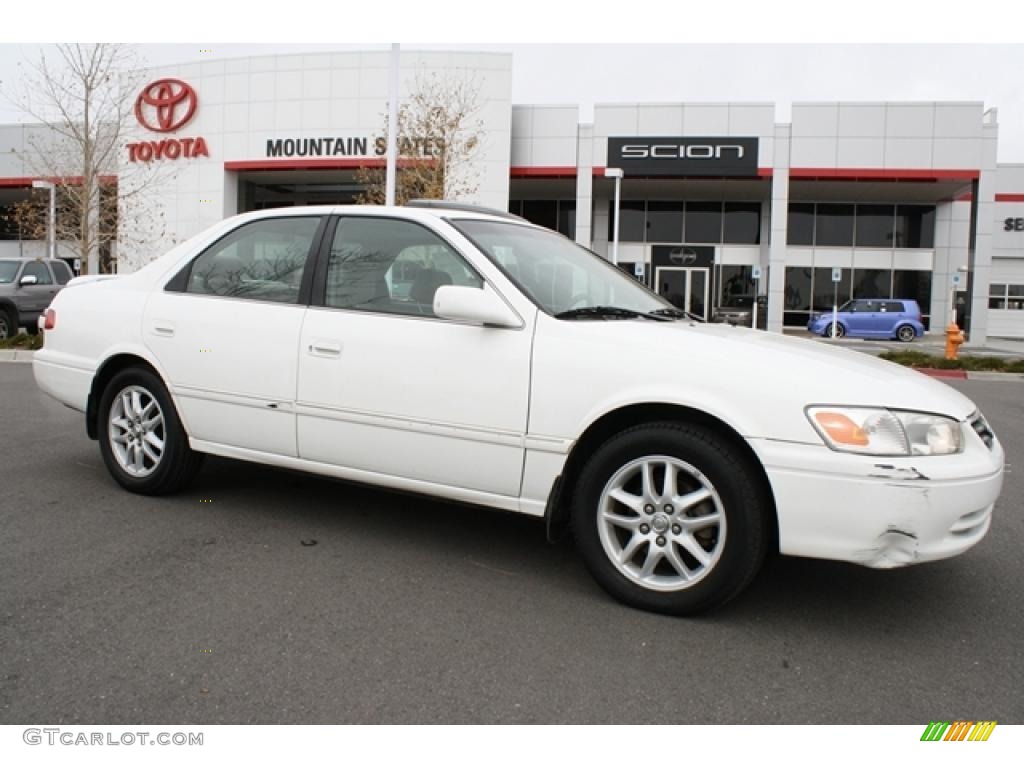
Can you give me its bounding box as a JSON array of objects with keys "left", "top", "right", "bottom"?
[
  {"left": 554, "top": 306, "right": 671, "bottom": 321},
  {"left": 649, "top": 307, "right": 705, "bottom": 322}
]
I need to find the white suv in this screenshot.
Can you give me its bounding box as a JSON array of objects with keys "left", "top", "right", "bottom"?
[{"left": 33, "top": 204, "right": 1004, "bottom": 614}]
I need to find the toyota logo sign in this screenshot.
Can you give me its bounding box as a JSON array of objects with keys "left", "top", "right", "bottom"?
[{"left": 134, "top": 79, "right": 198, "bottom": 133}]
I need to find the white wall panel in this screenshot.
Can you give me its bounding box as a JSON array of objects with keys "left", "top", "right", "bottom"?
[
  {"left": 932, "top": 138, "right": 983, "bottom": 169},
  {"left": 933, "top": 104, "right": 983, "bottom": 138},
  {"left": 883, "top": 138, "right": 932, "bottom": 168},
  {"left": 792, "top": 104, "right": 838, "bottom": 137},
  {"left": 790, "top": 137, "right": 837, "bottom": 167},
  {"left": 594, "top": 106, "right": 639, "bottom": 137},
  {"left": 637, "top": 105, "right": 684, "bottom": 134},
  {"left": 301, "top": 70, "right": 331, "bottom": 100},
  {"left": 511, "top": 107, "right": 532, "bottom": 138},
  {"left": 885, "top": 104, "right": 934, "bottom": 137},
  {"left": 529, "top": 137, "right": 576, "bottom": 166},
  {"left": 274, "top": 71, "right": 305, "bottom": 100},
  {"left": 837, "top": 104, "right": 885, "bottom": 137},
  {"left": 892, "top": 250, "right": 935, "bottom": 270},
  {"left": 836, "top": 138, "right": 884, "bottom": 167},
  {"left": 852, "top": 249, "right": 893, "bottom": 269},
  {"left": 727, "top": 105, "right": 774, "bottom": 136},
  {"left": 683, "top": 105, "right": 730, "bottom": 134}
]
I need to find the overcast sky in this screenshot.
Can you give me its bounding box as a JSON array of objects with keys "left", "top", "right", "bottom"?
[{"left": 2, "top": 10, "right": 1023, "bottom": 160}]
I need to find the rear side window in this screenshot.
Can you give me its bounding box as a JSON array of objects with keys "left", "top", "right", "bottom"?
[
  {"left": 883, "top": 301, "right": 905, "bottom": 313},
  {"left": 51, "top": 260, "right": 73, "bottom": 284},
  {"left": 184, "top": 217, "right": 320, "bottom": 304}
]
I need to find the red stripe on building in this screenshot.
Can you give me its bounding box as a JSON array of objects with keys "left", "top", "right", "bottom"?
[
  {"left": 0, "top": 175, "right": 117, "bottom": 187},
  {"left": 224, "top": 158, "right": 433, "bottom": 172},
  {"left": 789, "top": 168, "right": 979, "bottom": 181},
  {"left": 511, "top": 166, "right": 579, "bottom": 178},
  {"left": 996, "top": 193, "right": 1024, "bottom": 202}
]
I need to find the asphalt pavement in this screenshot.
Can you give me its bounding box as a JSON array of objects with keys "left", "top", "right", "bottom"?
[{"left": 0, "top": 363, "right": 1021, "bottom": 724}]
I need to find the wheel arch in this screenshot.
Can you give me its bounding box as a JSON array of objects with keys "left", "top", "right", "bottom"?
[
  {"left": 86, "top": 353, "right": 166, "bottom": 440},
  {"left": 545, "top": 402, "right": 779, "bottom": 552}
]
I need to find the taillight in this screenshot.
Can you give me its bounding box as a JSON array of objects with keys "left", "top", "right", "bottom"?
[{"left": 43, "top": 308, "right": 56, "bottom": 330}]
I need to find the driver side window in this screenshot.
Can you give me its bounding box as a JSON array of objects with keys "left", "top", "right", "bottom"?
[{"left": 325, "top": 217, "right": 482, "bottom": 317}]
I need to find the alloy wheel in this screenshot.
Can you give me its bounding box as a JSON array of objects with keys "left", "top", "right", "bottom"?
[
  {"left": 108, "top": 385, "right": 166, "bottom": 478},
  {"left": 597, "top": 455, "right": 727, "bottom": 592}
]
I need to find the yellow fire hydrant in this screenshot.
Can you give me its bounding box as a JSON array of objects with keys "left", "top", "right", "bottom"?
[{"left": 944, "top": 322, "right": 965, "bottom": 360}]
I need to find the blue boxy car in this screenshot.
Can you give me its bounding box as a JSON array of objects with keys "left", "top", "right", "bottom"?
[{"left": 807, "top": 299, "right": 925, "bottom": 341}]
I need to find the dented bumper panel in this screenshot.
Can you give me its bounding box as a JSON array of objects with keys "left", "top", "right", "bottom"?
[{"left": 749, "top": 433, "right": 1005, "bottom": 568}]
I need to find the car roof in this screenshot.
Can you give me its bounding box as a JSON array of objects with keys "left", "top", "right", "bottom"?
[{"left": 231, "top": 203, "right": 536, "bottom": 228}]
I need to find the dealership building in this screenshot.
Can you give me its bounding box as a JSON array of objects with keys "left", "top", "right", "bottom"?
[{"left": 2, "top": 49, "right": 1023, "bottom": 342}]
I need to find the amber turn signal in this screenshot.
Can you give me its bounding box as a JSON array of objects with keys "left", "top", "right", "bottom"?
[{"left": 813, "top": 411, "right": 869, "bottom": 446}]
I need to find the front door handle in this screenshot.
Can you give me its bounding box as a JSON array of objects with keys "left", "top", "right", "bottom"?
[{"left": 308, "top": 340, "right": 342, "bottom": 358}]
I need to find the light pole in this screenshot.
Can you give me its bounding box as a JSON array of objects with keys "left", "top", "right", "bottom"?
[
  {"left": 385, "top": 43, "right": 400, "bottom": 207},
  {"left": 31, "top": 179, "right": 56, "bottom": 261},
  {"left": 604, "top": 167, "right": 623, "bottom": 266}
]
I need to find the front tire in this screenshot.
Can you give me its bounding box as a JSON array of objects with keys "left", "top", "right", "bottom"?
[
  {"left": 824, "top": 323, "right": 845, "bottom": 338},
  {"left": 97, "top": 367, "right": 203, "bottom": 495},
  {"left": 571, "top": 423, "right": 769, "bottom": 615}
]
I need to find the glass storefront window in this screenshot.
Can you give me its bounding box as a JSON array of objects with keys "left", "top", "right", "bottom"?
[
  {"left": 812, "top": 267, "right": 852, "bottom": 312},
  {"left": 892, "top": 268, "right": 933, "bottom": 322},
  {"left": 685, "top": 202, "right": 723, "bottom": 243},
  {"left": 783, "top": 266, "right": 813, "bottom": 326},
  {"left": 557, "top": 202, "right": 576, "bottom": 239},
  {"left": 646, "top": 202, "right": 684, "bottom": 243},
  {"left": 894, "top": 205, "right": 936, "bottom": 249},
  {"left": 787, "top": 203, "right": 815, "bottom": 245},
  {"left": 854, "top": 204, "right": 896, "bottom": 247},
  {"left": 522, "top": 200, "right": 557, "bottom": 231},
  {"left": 815, "top": 204, "right": 855, "bottom": 246},
  {"left": 609, "top": 200, "right": 646, "bottom": 242},
  {"left": 852, "top": 268, "right": 892, "bottom": 299},
  {"left": 718, "top": 265, "right": 756, "bottom": 306},
  {"left": 723, "top": 203, "right": 761, "bottom": 245}
]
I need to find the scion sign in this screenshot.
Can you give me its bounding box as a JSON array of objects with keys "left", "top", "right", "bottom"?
[{"left": 608, "top": 136, "right": 759, "bottom": 177}]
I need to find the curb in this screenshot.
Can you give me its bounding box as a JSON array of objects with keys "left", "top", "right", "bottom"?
[
  {"left": 0, "top": 349, "right": 35, "bottom": 362},
  {"left": 915, "top": 366, "right": 1024, "bottom": 382}
]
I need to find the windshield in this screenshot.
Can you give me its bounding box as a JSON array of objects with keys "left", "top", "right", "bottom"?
[
  {"left": 0, "top": 261, "right": 19, "bottom": 284},
  {"left": 451, "top": 219, "right": 675, "bottom": 316}
]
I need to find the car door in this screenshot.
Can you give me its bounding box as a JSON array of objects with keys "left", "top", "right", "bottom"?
[
  {"left": 879, "top": 301, "right": 905, "bottom": 336},
  {"left": 143, "top": 214, "right": 326, "bottom": 457},
  {"left": 839, "top": 301, "right": 872, "bottom": 335},
  {"left": 17, "top": 260, "right": 59, "bottom": 318},
  {"left": 296, "top": 215, "right": 532, "bottom": 498}
]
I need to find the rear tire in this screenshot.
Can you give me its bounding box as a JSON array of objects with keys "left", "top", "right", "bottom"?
[
  {"left": 571, "top": 422, "right": 769, "bottom": 615},
  {"left": 896, "top": 324, "right": 916, "bottom": 342},
  {"left": 97, "top": 367, "right": 203, "bottom": 495}
]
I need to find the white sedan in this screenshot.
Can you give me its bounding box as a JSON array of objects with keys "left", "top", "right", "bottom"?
[{"left": 33, "top": 204, "right": 1005, "bottom": 614}]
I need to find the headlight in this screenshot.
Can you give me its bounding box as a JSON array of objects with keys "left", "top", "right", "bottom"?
[{"left": 806, "top": 406, "right": 963, "bottom": 456}]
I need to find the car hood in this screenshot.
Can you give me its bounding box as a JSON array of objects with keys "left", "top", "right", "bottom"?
[{"left": 535, "top": 317, "right": 978, "bottom": 444}]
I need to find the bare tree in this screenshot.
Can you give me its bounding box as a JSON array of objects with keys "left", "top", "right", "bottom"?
[
  {"left": 1, "top": 44, "right": 170, "bottom": 274},
  {"left": 357, "top": 70, "right": 485, "bottom": 205}
]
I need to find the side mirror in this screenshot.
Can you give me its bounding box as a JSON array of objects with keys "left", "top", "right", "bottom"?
[
  {"left": 434, "top": 285, "right": 522, "bottom": 329},
  {"left": 19, "top": 274, "right": 38, "bottom": 286}
]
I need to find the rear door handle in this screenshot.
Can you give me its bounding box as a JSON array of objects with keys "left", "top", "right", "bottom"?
[
  {"left": 308, "top": 340, "right": 342, "bottom": 358},
  {"left": 152, "top": 322, "right": 176, "bottom": 337}
]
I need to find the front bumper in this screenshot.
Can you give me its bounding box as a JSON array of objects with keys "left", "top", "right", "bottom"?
[{"left": 749, "top": 430, "right": 1005, "bottom": 568}]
